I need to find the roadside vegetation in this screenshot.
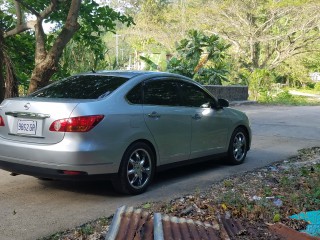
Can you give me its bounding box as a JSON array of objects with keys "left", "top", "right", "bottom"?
[
  {"left": 256, "top": 90, "right": 320, "bottom": 106},
  {"left": 42, "top": 147, "right": 320, "bottom": 239}
]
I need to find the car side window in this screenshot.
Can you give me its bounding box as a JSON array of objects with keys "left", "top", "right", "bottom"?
[
  {"left": 126, "top": 83, "right": 142, "bottom": 104},
  {"left": 178, "top": 81, "right": 213, "bottom": 108},
  {"left": 143, "top": 80, "right": 180, "bottom": 106}
]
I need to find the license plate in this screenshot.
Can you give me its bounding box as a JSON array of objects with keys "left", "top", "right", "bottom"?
[{"left": 17, "top": 120, "right": 37, "bottom": 135}]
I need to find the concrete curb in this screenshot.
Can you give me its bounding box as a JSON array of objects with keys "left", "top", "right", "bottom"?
[{"left": 229, "top": 100, "right": 257, "bottom": 106}]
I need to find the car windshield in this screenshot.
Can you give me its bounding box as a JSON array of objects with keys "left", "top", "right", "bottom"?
[{"left": 29, "top": 75, "right": 129, "bottom": 99}]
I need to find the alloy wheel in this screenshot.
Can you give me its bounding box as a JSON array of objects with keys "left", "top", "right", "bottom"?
[
  {"left": 126, "top": 148, "right": 152, "bottom": 190},
  {"left": 232, "top": 132, "right": 247, "bottom": 162}
]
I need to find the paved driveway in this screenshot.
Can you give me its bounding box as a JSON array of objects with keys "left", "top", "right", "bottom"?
[{"left": 1, "top": 105, "right": 320, "bottom": 240}]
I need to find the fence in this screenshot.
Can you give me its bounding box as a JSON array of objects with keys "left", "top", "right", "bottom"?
[{"left": 204, "top": 85, "right": 248, "bottom": 101}]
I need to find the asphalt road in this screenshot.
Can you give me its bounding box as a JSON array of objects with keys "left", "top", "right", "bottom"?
[{"left": 1, "top": 104, "right": 320, "bottom": 240}]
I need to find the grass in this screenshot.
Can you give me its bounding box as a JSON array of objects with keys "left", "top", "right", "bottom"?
[
  {"left": 291, "top": 88, "right": 320, "bottom": 95},
  {"left": 256, "top": 90, "right": 320, "bottom": 105}
]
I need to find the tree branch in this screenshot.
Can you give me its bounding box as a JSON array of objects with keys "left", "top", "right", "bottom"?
[
  {"left": 40, "top": 0, "right": 59, "bottom": 19},
  {"left": 15, "top": 0, "right": 40, "bottom": 17},
  {"left": 3, "top": 21, "right": 36, "bottom": 38},
  {"left": 49, "top": 0, "right": 81, "bottom": 62},
  {"left": 14, "top": 1, "right": 23, "bottom": 25},
  {"left": 34, "top": 19, "right": 47, "bottom": 64}
]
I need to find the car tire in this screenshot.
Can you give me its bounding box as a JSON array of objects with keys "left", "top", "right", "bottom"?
[
  {"left": 112, "top": 142, "right": 155, "bottom": 195},
  {"left": 227, "top": 127, "right": 248, "bottom": 165}
]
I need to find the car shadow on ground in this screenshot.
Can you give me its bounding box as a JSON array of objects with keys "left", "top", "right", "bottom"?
[
  {"left": 153, "top": 158, "right": 227, "bottom": 184},
  {"left": 37, "top": 158, "right": 228, "bottom": 197}
]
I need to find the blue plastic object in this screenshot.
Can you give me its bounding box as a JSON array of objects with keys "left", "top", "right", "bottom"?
[{"left": 290, "top": 211, "right": 320, "bottom": 236}]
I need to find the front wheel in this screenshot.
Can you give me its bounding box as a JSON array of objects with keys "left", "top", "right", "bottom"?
[
  {"left": 112, "top": 142, "right": 155, "bottom": 195},
  {"left": 227, "top": 127, "right": 248, "bottom": 165}
]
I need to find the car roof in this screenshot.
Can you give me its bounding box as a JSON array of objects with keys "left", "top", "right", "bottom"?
[{"left": 81, "top": 70, "right": 187, "bottom": 79}]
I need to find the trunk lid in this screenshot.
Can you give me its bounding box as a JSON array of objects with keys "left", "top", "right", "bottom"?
[{"left": 0, "top": 98, "right": 79, "bottom": 144}]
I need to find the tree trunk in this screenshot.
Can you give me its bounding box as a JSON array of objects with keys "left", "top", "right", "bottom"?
[
  {"left": 3, "top": 55, "right": 19, "bottom": 99},
  {"left": 27, "top": 0, "right": 81, "bottom": 94},
  {"left": 252, "top": 42, "right": 261, "bottom": 69},
  {"left": 27, "top": 56, "right": 57, "bottom": 93},
  {"left": 0, "top": 31, "right": 5, "bottom": 102}
]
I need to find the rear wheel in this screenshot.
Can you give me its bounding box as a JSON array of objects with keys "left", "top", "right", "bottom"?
[
  {"left": 227, "top": 127, "right": 248, "bottom": 165},
  {"left": 112, "top": 142, "right": 155, "bottom": 195}
]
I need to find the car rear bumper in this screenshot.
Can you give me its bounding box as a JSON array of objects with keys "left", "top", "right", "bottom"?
[
  {"left": 0, "top": 137, "right": 123, "bottom": 176},
  {"left": 0, "top": 160, "right": 117, "bottom": 181}
]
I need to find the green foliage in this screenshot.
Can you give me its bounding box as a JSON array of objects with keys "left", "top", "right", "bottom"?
[
  {"left": 78, "top": 224, "right": 94, "bottom": 236},
  {"left": 273, "top": 213, "right": 281, "bottom": 223},
  {"left": 0, "top": 7, "right": 34, "bottom": 93},
  {"left": 2, "top": 32, "right": 34, "bottom": 86},
  {"left": 194, "top": 65, "right": 229, "bottom": 85},
  {"left": 1, "top": 0, "right": 134, "bottom": 92},
  {"left": 314, "top": 82, "right": 320, "bottom": 92},
  {"left": 139, "top": 55, "right": 159, "bottom": 71},
  {"left": 303, "top": 53, "right": 320, "bottom": 72},
  {"left": 53, "top": 39, "right": 109, "bottom": 80},
  {"left": 140, "top": 0, "right": 169, "bottom": 23},
  {"left": 167, "top": 57, "right": 195, "bottom": 79},
  {"left": 258, "top": 90, "right": 314, "bottom": 105},
  {"left": 3, "top": 0, "right": 318, "bottom": 96},
  {"left": 141, "top": 30, "right": 230, "bottom": 85},
  {"left": 48, "top": 0, "right": 134, "bottom": 78},
  {"left": 273, "top": 91, "right": 307, "bottom": 105},
  {"left": 247, "top": 68, "right": 275, "bottom": 101},
  {"left": 275, "top": 57, "right": 312, "bottom": 88},
  {"left": 74, "top": 0, "right": 134, "bottom": 53},
  {"left": 142, "top": 202, "right": 152, "bottom": 209}
]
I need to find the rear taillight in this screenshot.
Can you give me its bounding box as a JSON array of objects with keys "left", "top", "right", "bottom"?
[
  {"left": 49, "top": 115, "right": 104, "bottom": 132},
  {"left": 0, "top": 116, "right": 4, "bottom": 126}
]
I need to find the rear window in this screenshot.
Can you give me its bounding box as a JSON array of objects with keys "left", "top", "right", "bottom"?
[{"left": 29, "top": 75, "right": 129, "bottom": 99}]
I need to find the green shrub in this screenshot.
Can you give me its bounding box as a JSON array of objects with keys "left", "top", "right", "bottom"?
[
  {"left": 273, "top": 90, "right": 308, "bottom": 105},
  {"left": 314, "top": 82, "right": 320, "bottom": 92},
  {"left": 257, "top": 90, "right": 312, "bottom": 105},
  {"left": 248, "top": 69, "right": 275, "bottom": 101}
]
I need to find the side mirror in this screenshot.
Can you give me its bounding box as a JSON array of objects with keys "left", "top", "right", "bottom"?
[{"left": 217, "top": 98, "right": 229, "bottom": 108}]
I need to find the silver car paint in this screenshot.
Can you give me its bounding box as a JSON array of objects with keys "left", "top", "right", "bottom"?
[{"left": 0, "top": 71, "right": 251, "bottom": 177}]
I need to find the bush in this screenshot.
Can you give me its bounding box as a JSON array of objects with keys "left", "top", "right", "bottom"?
[
  {"left": 273, "top": 90, "right": 308, "bottom": 105},
  {"left": 257, "top": 90, "right": 311, "bottom": 105},
  {"left": 248, "top": 69, "right": 275, "bottom": 101},
  {"left": 314, "top": 82, "right": 320, "bottom": 92}
]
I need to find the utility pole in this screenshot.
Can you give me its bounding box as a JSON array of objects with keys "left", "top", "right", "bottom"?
[{"left": 115, "top": 34, "right": 121, "bottom": 67}]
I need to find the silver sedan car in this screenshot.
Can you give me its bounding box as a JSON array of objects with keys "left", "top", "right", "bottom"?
[{"left": 0, "top": 71, "right": 251, "bottom": 194}]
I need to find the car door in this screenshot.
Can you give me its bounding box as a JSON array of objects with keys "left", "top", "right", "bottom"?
[
  {"left": 142, "top": 79, "right": 191, "bottom": 165},
  {"left": 177, "top": 81, "right": 231, "bottom": 159}
]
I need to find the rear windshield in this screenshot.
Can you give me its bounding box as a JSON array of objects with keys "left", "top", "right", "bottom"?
[{"left": 29, "top": 75, "right": 129, "bottom": 99}]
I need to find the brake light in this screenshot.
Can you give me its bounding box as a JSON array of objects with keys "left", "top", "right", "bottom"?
[
  {"left": 49, "top": 115, "right": 104, "bottom": 132},
  {"left": 0, "top": 116, "right": 4, "bottom": 126}
]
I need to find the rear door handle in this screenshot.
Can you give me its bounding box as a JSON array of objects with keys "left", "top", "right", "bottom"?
[
  {"left": 192, "top": 114, "right": 202, "bottom": 120},
  {"left": 148, "top": 111, "right": 161, "bottom": 119}
]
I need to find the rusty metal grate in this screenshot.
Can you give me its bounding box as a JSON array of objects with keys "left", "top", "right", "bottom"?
[{"left": 105, "top": 206, "right": 246, "bottom": 240}]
